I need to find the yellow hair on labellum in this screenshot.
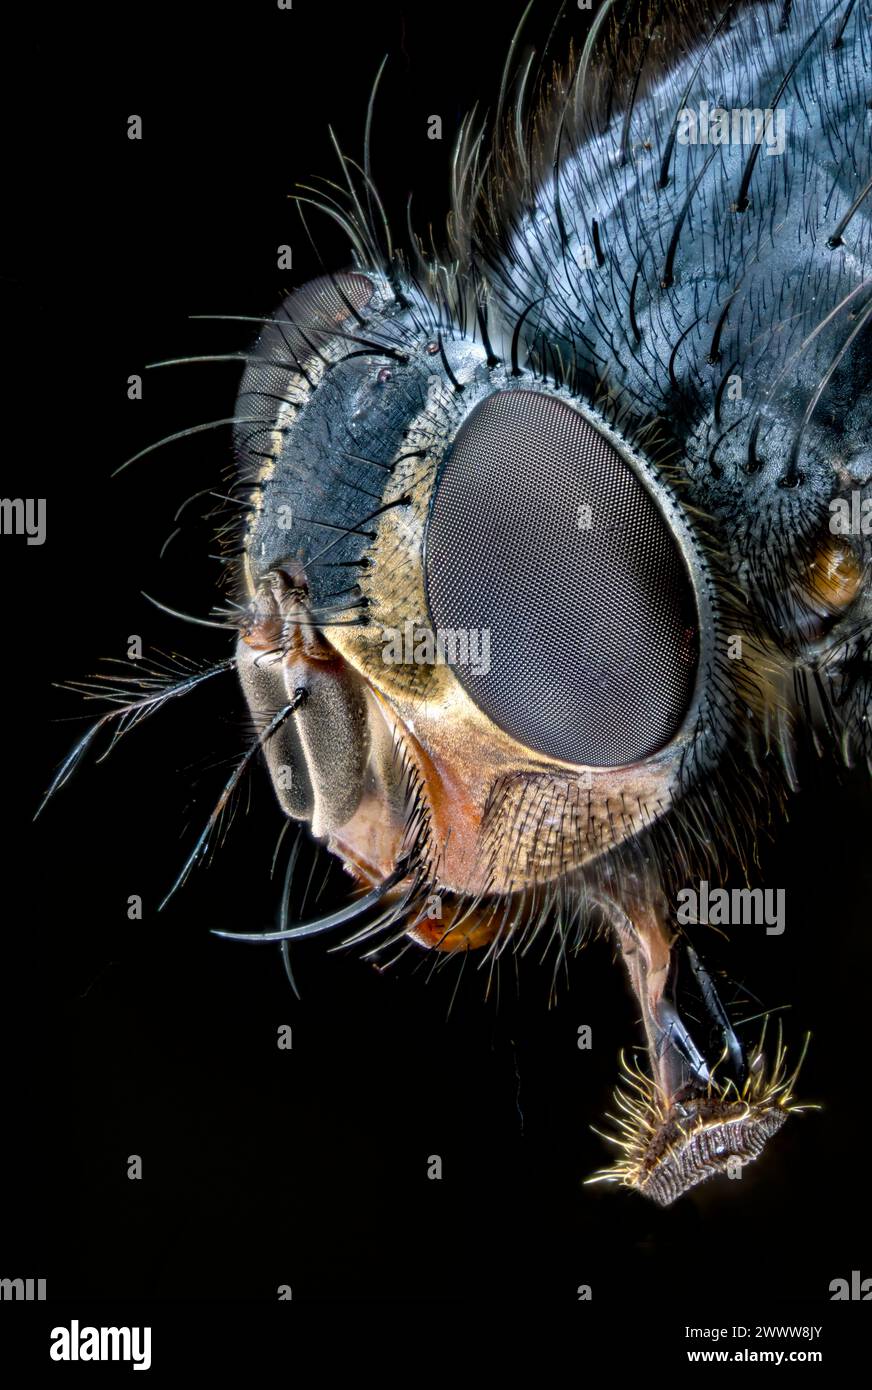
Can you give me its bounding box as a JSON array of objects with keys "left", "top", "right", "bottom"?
[{"left": 586, "top": 1029, "right": 814, "bottom": 1206}]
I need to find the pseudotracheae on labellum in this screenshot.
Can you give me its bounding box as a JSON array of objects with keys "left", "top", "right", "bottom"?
[{"left": 42, "top": 0, "right": 871, "bottom": 1205}]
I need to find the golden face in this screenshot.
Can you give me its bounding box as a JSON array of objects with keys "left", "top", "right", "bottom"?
[{"left": 239, "top": 288, "right": 669, "bottom": 882}]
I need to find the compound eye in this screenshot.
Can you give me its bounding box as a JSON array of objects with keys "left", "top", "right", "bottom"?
[
  {"left": 235, "top": 272, "right": 374, "bottom": 467},
  {"left": 424, "top": 389, "right": 699, "bottom": 767}
]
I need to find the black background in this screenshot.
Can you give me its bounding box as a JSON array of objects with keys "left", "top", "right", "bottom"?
[{"left": 3, "top": 0, "right": 871, "bottom": 1352}]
